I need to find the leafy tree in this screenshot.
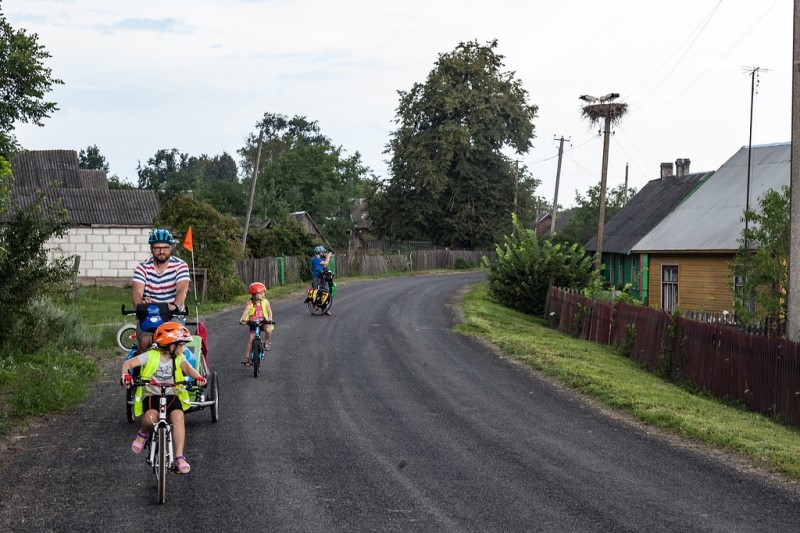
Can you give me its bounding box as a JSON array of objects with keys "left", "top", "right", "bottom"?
[
  {"left": 370, "top": 39, "right": 538, "bottom": 248},
  {"left": 730, "top": 185, "right": 789, "bottom": 332},
  {"left": 0, "top": 5, "right": 63, "bottom": 158},
  {"left": 245, "top": 217, "right": 315, "bottom": 258},
  {"left": 483, "top": 213, "right": 597, "bottom": 316},
  {"left": 556, "top": 183, "right": 634, "bottom": 246},
  {"left": 107, "top": 175, "right": 135, "bottom": 190},
  {"left": 78, "top": 144, "right": 110, "bottom": 171},
  {"left": 153, "top": 196, "right": 246, "bottom": 302},
  {"left": 0, "top": 194, "right": 73, "bottom": 349},
  {"left": 238, "top": 112, "right": 376, "bottom": 248}
]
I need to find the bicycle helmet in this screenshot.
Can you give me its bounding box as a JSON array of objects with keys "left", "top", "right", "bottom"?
[
  {"left": 153, "top": 322, "right": 192, "bottom": 346},
  {"left": 313, "top": 245, "right": 326, "bottom": 255},
  {"left": 148, "top": 228, "right": 175, "bottom": 246},
  {"left": 249, "top": 282, "right": 267, "bottom": 294}
]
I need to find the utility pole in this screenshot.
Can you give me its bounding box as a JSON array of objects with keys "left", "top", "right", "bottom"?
[
  {"left": 744, "top": 66, "right": 769, "bottom": 247},
  {"left": 242, "top": 129, "right": 264, "bottom": 246},
  {"left": 550, "top": 136, "right": 568, "bottom": 237},
  {"left": 579, "top": 92, "right": 628, "bottom": 273},
  {"left": 788, "top": 0, "right": 800, "bottom": 341}
]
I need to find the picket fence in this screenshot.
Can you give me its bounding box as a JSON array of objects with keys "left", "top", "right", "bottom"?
[{"left": 545, "top": 286, "right": 800, "bottom": 428}]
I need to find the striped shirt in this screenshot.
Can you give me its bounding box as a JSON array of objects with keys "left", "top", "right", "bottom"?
[{"left": 132, "top": 256, "right": 190, "bottom": 303}]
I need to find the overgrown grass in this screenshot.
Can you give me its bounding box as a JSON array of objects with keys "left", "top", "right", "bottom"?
[{"left": 456, "top": 282, "right": 800, "bottom": 480}]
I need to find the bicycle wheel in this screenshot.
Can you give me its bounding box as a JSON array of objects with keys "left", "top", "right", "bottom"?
[
  {"left": 156, "top": 426, "right": 167, "bottom": 504},
  {"left": 252, "top": 339, "right": 261, "bottom": 378},
  {"left": 116, "top": 324, "right": 137, "bottom": 352},
  {"left": 209, "top": 372, "right": 219, "bottom": 423},
  {"left": 308, "top": 301, "right": 324, "bottom": 315}
]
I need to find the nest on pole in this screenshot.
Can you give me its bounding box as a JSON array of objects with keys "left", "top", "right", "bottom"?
[{"left": 580, "top": 102, "right": 629, "bottom": 126}]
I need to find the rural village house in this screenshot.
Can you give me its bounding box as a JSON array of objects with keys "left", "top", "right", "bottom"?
[
  {"left": 583, "top": 159, "right": 713, "bottom": 302},
  {"left": 10, "top": 149, "right": 160, "bottom": 286},
  {"left": 630, "top": 142, "right": 790, "bottom": 314}
]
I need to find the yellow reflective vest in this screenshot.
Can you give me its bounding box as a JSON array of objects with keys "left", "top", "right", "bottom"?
[{"left": 132, "top": 349, "right": 189, "bottom": 417}]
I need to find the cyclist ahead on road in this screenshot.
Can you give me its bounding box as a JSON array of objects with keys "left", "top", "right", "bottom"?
[
  {"left": 311, "top": 245, "right": 333, "bottom": 315},
  {"left": 132, "top": 228, "right": 190, "bottom": 352},
  {"left": 121, "top": 322, "right": 206, "bottom": 474},
  {"left": 239, "top": 282, "right": 274, "bottom": 365}
]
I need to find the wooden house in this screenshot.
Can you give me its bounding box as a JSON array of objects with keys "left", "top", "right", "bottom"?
[
  {"left": 631, "top": 142, "right": 790, "bottom": 313},
  {"left": 584, "top": 159, "right": 713, "bottom": 301}
]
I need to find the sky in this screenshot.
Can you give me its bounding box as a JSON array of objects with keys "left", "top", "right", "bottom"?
[{"left": 5, "top": 0, "right": 793, "bottom": 209}]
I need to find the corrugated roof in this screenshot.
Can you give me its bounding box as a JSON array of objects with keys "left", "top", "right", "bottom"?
[
  {"left": 9, "top": 150, "right": 159, "bottom": 226},
  {"left": 584, "top": 170, "right": 713, "bottom": 254},
  {"left": 631, "top": 142, "right": 790, "bottom": 253}
]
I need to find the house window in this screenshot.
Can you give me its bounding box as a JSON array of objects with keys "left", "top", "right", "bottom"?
[
  {"left": 733, "top": 270, "right": 755, "bottom": 313},
  {"left": 631, "top": 256, "right": 640, "bottom": 289},
  {"left": 662, "top": 265, "right": 678, "bottom": 312},
  {"left": 617, "top": 258, "right": 624, "bottom": 287}
]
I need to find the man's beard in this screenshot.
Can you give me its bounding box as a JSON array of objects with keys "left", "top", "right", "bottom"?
[{"left": 154, "top": 255, "right": 169, "bottom": 265}]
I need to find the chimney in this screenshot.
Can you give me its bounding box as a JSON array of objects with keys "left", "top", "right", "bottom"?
[
  {"left": 660, "top": 162, "right": 673, "bottom": 179},
  {"left": 675, "top": 158, "right": 691, "bottom": 177}
]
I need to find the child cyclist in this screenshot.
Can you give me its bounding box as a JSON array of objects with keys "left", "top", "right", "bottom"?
[
  {"left": 121, "top": 322, "right": 206, "bottom": 474},
  {"left": 239, "top": 282, "right": 274, "bottom": 365}
]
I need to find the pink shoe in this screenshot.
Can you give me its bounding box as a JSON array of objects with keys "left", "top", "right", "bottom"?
[{"left": 131, "top": 431, "right": 147, "bottom": 454}]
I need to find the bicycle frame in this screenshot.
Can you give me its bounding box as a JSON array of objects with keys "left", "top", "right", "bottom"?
[{"left": 130, "top": 378, "right": 193, "bottom": 504}]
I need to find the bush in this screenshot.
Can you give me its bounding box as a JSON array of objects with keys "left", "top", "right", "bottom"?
[
  {"left": 154, "top": 196, "right": 246, "bottom": 302},
  {"left": 482, "top": 214, "right": 597, "bottom": 316},
  {"left": 0, "top": 195, "right": 74, "bottom": 350},
  {"left": 454, "top": 258, "right": 476, "bottom": 269}
]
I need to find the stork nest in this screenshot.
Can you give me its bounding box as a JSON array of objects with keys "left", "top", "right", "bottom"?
[{"left": 580, "top": 102, "right": 629, "bottom": 125}]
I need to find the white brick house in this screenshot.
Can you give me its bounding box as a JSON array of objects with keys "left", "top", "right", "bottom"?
[{"left": 11, "top": 150, "right": 161, "bottom": 287}]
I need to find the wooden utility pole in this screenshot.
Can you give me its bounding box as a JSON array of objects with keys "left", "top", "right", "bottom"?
[
  {"left": 579, "top": 92, "right": 627, "bottom": 274},
  {"left": 242, "top": 130, "right": 264, "bottom": 246},
  {"left": 550, "top": 136, "right": 567, "bottom": 237},
  {"left": 788, "top": 0, "right": 800, "bottom": 341},
  {"left": 595, "top": 115, "right": 612, "bottom": 272}
]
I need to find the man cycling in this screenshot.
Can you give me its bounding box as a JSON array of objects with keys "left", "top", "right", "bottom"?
[
  {"left": 132, "top": 228, "right": 190, "bottom": 352},
  {"left": 311, "top": 245, "right": 333, "bottom": 315}
]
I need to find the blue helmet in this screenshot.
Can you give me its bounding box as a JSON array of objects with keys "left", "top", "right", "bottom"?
[
  {"left": 148, "top": 228, "right": 175, "bottom": 246},
  {"left": 313, "top": 245, "right": 326, "bottom": 255}
]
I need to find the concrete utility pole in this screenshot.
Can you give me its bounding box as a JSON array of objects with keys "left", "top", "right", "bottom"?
[
  {"left": 788, "top": 0, "right": 800, "bottom": 341},
  {"left": 579, "top": 92, "right": 628, "bottom": 273},
  {"left": 242, "top": 129, "right": 264, "bottom": 246},
  {"left": 514, "top": 159, "right": 519, "bottom": 216},
  {"left": 550, "top": 136, "right": 568, "bottom": 237},
  {"left": 623, "top": 163, "right": 629, "bottom": 204}
]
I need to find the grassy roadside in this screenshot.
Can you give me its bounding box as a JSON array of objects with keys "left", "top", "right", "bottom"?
[{"left": 456, "top": 282, "right": 800, "bottom": 481}]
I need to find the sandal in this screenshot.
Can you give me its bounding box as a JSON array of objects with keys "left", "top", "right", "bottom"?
[
  {"left": 175, "top": 455, "right": 191, "bottom": 474},
  {"left": 241, "top": 357, "right": 250, "bottom": 366},
  {"left": 266, "top": 342, "right": 272, "bottom": 352},
  {"left": 131, "top": 431, "right": 147, "bottom": 454}
]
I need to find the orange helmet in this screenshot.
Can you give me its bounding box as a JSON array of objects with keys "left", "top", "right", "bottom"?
[
  {"left": 153, "top": 322, "right": 192, "bottom": 346},
  {"left": 248, "top": 282, "right": 266, "bottom": 295}
]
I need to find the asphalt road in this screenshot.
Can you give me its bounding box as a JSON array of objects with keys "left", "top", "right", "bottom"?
[{"left": 1, "top": 272, "right": 799, "bottom": 532}]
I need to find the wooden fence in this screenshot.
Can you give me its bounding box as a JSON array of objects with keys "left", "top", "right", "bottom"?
[
  {"left": 236, "top": 249, "right": 492, "bottom": 288},
  {"left": 545, "top": 286, "right": 800, "bottom": 428}
]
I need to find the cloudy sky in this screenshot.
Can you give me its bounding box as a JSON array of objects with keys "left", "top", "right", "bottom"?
[{"left": 5, "top": 0, "right": 791, "bottom": 208}]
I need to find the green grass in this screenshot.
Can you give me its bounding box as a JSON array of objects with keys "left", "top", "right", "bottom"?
[{"left": 456, "top": 282, "right": 800, "bottom": 480}]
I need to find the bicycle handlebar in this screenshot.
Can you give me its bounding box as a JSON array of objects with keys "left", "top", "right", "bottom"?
[
  {"left": 121, "top": 304, "right": 189, "bottom": 316},
  {"left": 242, "top": 319, "right": 276, "bottom": 326},
  {"left": 128, "top": 377, "right": 201, "bottom": 389}
]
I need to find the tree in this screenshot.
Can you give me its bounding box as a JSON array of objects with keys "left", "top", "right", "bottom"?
[
  {"left": 0, "top": 5, "right": 63, "bottom": 158},
  {"left": 78, "top": 144, "right": 110, "bottom": 171},
  {"left": 370, "top": 39, "right": 538, "bottom": 248},
  {"left": 153, "top": 196, "right": 246, "bottom": 302},
  {"left": 245, "top": 217, "right": 315, "bottom": 258},
  {"left": 556, "top": 183, "right": 635, "bottom": 246},
  {"left": 731, "top": 185, "right": 790, "bottom": 332},
  {"left": 238, "top": 112, "right": 376, "bottom": 248}
]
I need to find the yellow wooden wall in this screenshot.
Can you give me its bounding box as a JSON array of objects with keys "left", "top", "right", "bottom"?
[{"left": 646, "top": 253, "right": 736, "bottom": 313}]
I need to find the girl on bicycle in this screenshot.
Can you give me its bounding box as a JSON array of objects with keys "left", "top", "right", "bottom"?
[
  {"left": 239, "top": 282, "right": 274, "bottom": 365},
  {"left": 121, "top": 322, "right": 206, "bottom": 474}
]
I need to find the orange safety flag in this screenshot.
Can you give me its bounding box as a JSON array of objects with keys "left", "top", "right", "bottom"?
[{"left": 183, "top": 226, "right": 193, "bottom": 252}]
